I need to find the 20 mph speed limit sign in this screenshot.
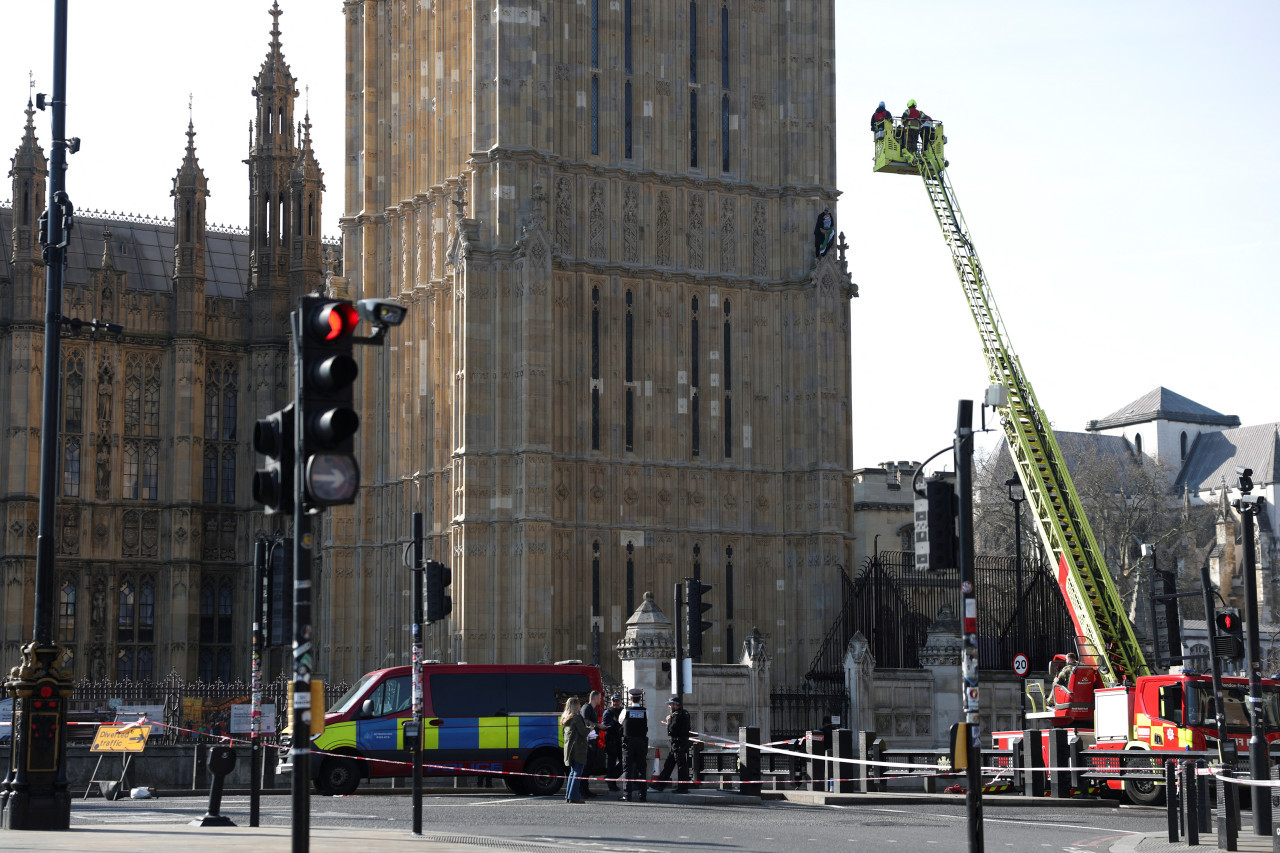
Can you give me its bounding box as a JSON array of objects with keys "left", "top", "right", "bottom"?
[{"left": 1012, "top": 653, "right": 1030, "bottom": 678}]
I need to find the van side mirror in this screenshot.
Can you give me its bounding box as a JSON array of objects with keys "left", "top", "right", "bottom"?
[{"left": 362, "top": 699, "right": 375, "bottom": 719}]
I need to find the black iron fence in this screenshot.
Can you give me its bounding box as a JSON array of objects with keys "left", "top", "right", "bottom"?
[
  {"left": 806, "top": 550, "right": 1075, "bottom": 681},
  {"left": 63, "top": 670, "right": 350, "bottom": 744},
  {"left": 769, "top": 682, "right": 850, "bottom": 744}
]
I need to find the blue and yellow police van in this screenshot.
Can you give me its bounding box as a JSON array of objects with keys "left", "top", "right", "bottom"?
[{"left": 278, "top": 662, "right": 603, "bottom": 796}]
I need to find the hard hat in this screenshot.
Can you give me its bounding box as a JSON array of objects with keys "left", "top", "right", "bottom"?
[
  {"left": 908, "top": 99, "right": 916, "bottom": 107},
  {"left": 878, "top": 101, "right": 885, "bottom": 109}
]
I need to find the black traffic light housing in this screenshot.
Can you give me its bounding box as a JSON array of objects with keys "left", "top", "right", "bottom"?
[
  {"left": 426, "top": 560, "right": 453, "bottom": 623},
  {"left": 252, "top": 404, "right": 295, "bottom": 515},
  {"left": 685, "top": 578, "right": 713, "bottom": 660},
  {"left": 300, "top": 298, "right": 361, "bottom": 509},
  {"left": 915, "top": 477, "right": 958, "bottom": 571},
  {"left": 1214, "top": 607, "right": 1245, "bottom": 661}
]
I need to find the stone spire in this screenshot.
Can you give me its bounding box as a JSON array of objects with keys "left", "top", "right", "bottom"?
[
  {"left": 288, "top": 109, "right": 326, "bottom": 295},
  {"left": 9, "top": 95, "right": 48, "bottom": 267},
  {"left": 172, "top": 112, "right": 208, "bottom": 334}
]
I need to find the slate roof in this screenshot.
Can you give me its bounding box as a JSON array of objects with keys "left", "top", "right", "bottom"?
[
  {"left": 1175, "top": 423, "right": 1280, "bottom": 493},
  {"left": 1087, "top": 387, "right": 1240, "bottom": 431},
  {"left": 0, "top": 205, "right": 250, "bottom": 300}
]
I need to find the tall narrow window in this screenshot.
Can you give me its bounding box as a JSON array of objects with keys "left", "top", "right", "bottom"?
[
  {"left": 139, "top": 578, "right": 155, "bottom": 643},
  {"left": 205, "top": 377, "right": 220, "bottom": 438},
  {"left": 689, "top": 2, "right": 698, "bottom": 82},
  {"left": 691, "top": 297, "right": 700, "bottom": 457},
  {"left": 725, "top": 546, "right": 734, "bottom": 619},
  {"left": 199, "top": 579, "right": 215, "bottom": 643},
  {"left": 143, "top": 364, "right": 160, "bottom": 437},
  {"left": 64, "top": 357, "right": 84, "bottom": 434},
  {"left": 591, "top": 542, "right": 601, "bottom": 621},
  {"left": 58, "top": 578, "right": 76, "bottom": 643},
  {"left": 203, "top": 449, "right": 219, "bottom": 504},
  {"left": 123, "top": 441, "right": 139, "bottom": 499},
  {"left": 724, "top": 396, "right": 733, "bottom": 459},
  {"left": 690, "top": 90, "right": 699, "bottom": 168},
  {"left": 721, "top": 5, "right": 729, "bottom": 86},
  {"left": 591, "top": 0, "right": 600, "bottom": 69},
  {"left": 625, "top": 542, "right": 636, "bottom": 616},
  {"left": 221, "top": 448, "right": 236, "bottom": 504},
  {"left": 723, "top": 300, "right": 732, "bottom": 458},
  {"left": 624, "top": 0, "right": 633, "bottom": 73},
  {"left": 63, "top": 438, "right": 81, "bottom": 497},
  {"left": 118, "top": 580, "right": 135, "bottom": 643},
  {"left": 625, "top": 290, "right": 635, "bottom": 453},
  {"left": 591, "top": 286, "right": 601, "bottom": 451},
  {"left": 624, "top": 81, "right": 633, "bottom": 159},
  {"left": 217, "top": 580, "right": 233, "bottom": 644},
  {"left": 591, "top": 75, "right": 600, "bottom": 156},
  {"left": 142, "top": 442, "right": 159, "bottom": 501},
  {"left": 722, "top": 95, "right": 731, "bottom": 172},
  {"left": 221, "top": 368, "right": 238, "bottom": 441},
  {"left": 124, "top": 372, "right": 141, "bottom": 436}
]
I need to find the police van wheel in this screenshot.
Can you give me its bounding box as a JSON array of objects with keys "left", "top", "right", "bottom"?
[
  {"left": 317, "top": 757, "right": 360, "bottom": 796},
  {"left": 524, "top": 754, "right": 565, "bottom": 797},
  {"left": 503, "top": 776, "right": 529, "bottom": 796}
]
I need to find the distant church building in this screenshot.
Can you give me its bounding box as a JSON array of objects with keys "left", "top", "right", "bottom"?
[
  {"left": 334, "top": 0, "right": 856, "bottom": 683},
  {"left": 0, "top": 4, "right": 325, "bottom": 683}
]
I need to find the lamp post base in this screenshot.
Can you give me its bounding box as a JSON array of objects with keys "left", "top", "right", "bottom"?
[{"left": 1, "top": 642, "right": 73, "bottom": 831}]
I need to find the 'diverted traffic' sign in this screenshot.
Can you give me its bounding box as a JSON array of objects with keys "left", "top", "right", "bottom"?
[{"left": 91, "top": 722, "right": 153, "bottom": 753}]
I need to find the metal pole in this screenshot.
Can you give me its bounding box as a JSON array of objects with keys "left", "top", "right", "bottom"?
[
  {"left": 250, "top": 538, "right": 266, "bottom": 827},
  {"left": 1, "top": 0, "right": 73, "bottom": 831},
  {"left": 956, "top": 400, "right": 983, "bottom": 853},
  {"left": 290, "top": 308, "right": 311, "bottom": 853},
  {"left": 1235, "top": 485, "right": 1270, "bottom": 835},
  {"left": 411, "top": 512, "right": 425, "bottom": 835},
  {"left": 1200, "top": 564, "right": 1237, "bottom": 765},
  {"left": 1009, "top": 484, "right": 1025, "bottom": 731},
  {"left": 674, "top": 582, "right": 684, "bottom": 702}
]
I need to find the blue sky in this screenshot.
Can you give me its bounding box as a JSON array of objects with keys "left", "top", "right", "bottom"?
[{"left": 2, "top": 1, "right": 1276, "bottom": 471}]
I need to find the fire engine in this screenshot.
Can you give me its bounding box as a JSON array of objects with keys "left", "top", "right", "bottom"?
[{"left": 873, "top": 114, "right": 1280, "bottom": 803}]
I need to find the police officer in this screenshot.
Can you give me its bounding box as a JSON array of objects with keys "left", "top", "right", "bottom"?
[
  {"left": 650, "top": 696, "right": 692, "bottom": 794},
  {"left": 601, "top": 693, "right": 625, "bottom": 792},
  {"left": 618, "top": 688, "right": 649, "bottom": 802}
]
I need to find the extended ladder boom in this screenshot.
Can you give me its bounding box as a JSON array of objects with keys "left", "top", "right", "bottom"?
[{"left": 873, "top": 119, "right": 1149, "bottom": 686}]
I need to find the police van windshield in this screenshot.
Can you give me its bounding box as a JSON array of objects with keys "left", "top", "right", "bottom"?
[{"left": 328, "top": 672, "right": 378, "bottom": 716}]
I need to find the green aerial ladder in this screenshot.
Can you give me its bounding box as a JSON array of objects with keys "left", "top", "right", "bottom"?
[{"left": 873, "top": 117, "right": 1150, "bottom": 688}]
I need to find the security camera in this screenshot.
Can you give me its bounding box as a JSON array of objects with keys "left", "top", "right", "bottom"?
[{"left": 357, "top": 298, "right": 408, "bottom": 328}]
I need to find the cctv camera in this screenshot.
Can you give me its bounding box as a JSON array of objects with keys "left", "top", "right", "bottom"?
[{"left": 357, "top": 298, "right": 408, "bottom": 328}]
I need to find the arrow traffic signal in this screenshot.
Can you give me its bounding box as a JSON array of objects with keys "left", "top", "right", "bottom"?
[
  {"left": 685, "top": 577, "right": 713, "bottom": 660},
  {"left": 425, "top": 560, "right": 453, "bottom": 623},
  {"left": 252, "top": 404, "right": 295, "bottom": 515},
  {"left": 1214, "top": 607, "right": 1245, "bottom": 661},
  {"left": 300, "top": 298, "right": 361, "bottom": 510}
]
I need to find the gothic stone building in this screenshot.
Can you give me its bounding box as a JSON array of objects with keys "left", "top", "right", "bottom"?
[
  {"left": 333, "top": 0, "right": 856, "bottom": 684},
  {"left": 0, "top": 7, "right": 325, "bottom": 684}
]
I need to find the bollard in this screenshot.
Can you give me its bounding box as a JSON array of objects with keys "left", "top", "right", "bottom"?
[
  {"left": 1216, "top": 763, "right": 1239, "bottom": 852},
  {"left": 1067, "top": 734, "right": 1084, "bottom": 794},
  {"left": 1045, "top": 729, "right": 1071, "bottom": 798},
  {"left": 832, "top": 729, "right": 855, "bottom": 794},
  {"left": 1184, "top": 760, "right": 1199, "bottom": 846},
  {"left": 261, "top": 743, "right": 277, "bottom": 789},
  {"left": 737, "top": 726, "right": 761, "bottom": 797},
  {"left": 192, "top": 742, "right": 209, "bottom": 791},
  {"left": 858, "top": 731, "right": 885, "bottom": 793},
  {"left": 1166, "top": 760, "right": 1180, "bottom": 842},
  {"left": 1021, "top": 730, "right": 1045, "bottom": 798},
  {"left": 190, "top": 745, "right": 238, "bottom": 827},
  {"left": 807, "top": 730, "right": 826, "bottom": 793},
  {"left": 1196, "top": 760, "right": 1211, "bottom": 834}
]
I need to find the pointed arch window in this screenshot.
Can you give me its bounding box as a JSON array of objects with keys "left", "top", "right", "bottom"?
[
  {"left": 64, "top": 354, "right": 84, "bottom": 434},
  {"left": 691, "top": 296, "right": 700, "bottom": 457},
  {"left": 590, "top": 0, "right": 600, "bottom": 69},
  {"left": 122, "top": 441, "right": 139, "bottom": 500},
  {"left": 203, "top": 448, "right": 219, "bottom": 504},
  {"left": 221, "top": 448, "right": 236, "bottom": 504},
  {"left": 591, "top": 75, "right": 600, "bottom": 156},
  {"left": 143, "top": 360, "right": 161, "bottom": 437},
  {"left": 142, "top": 442, "right": 159, "bottom": 501},
  {"left": 63, "top": 438, "right": 81, "bottom": 497},
  {"left": 591, "top": 286, "right": 601, "bottom": 451},
  {"left": 118, "top": 580, "right": 136, "bottom": 643},
  {"left": 625, "top": 541, "right": 636, "bottom": 616},
  {"left": 205, "top": 366, "right": 220, "bottom": 438},
  {"left": 139, "top": 578, "right": 155, "bottom": 644},
  {"left": 1180, "top": 430, "right": 1188, "bottom": 461},
  {"left": 124, "top": 357, "right": 142, "bottom": 436},
  {"left": 58, "top": 578, "right": 76, "bottom": 643}
]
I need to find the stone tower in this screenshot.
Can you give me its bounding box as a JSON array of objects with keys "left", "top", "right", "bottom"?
[{"left": 335, "top": 0, "right": 855, "bottom": 684}]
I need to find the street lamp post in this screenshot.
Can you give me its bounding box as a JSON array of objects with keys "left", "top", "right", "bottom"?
[{"left": 1005, "top": 476, "right": 1026, "bottom": 731}]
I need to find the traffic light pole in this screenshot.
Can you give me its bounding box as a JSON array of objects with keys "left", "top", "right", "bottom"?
[
  {"left": 250, "top": 538, "right": 267, "bottom": 827},
  {"left": 956, "top": 401, "right": 983, "bottom": 853},
  {"left": 1235, "top": 479, "right": 1270, "bottom": 836},
  {"left": 410, "top": 512, "right": 425, "bottom": 835},
  {"left": 1200, "top": 564, "right": 1236, "bottom": 764},
  {"left": 291, "top": 308, "right": 312, "bottom": 853},
  {"left": 673, "top": 582, "right": 685, "bottom": 702},
  {"left": 1, "top": 0, "right": 73, "bottom": 831}
]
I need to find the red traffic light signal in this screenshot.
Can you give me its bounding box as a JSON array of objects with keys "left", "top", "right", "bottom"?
[
  {"left": 310, "top": 301, "right": 360, "bottom": 342},
  {"left": 1214, "top": 607, "right": 1245, "bottom": 660}
]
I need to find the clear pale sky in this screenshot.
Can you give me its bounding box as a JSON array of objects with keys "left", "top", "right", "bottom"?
[{"left": 2, "top": 2, "right": 1276, "bottom": 471}]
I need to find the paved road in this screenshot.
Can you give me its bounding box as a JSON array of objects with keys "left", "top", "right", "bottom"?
[{"left": 70, "top": 793, "right": 1171, "bottom": 852}]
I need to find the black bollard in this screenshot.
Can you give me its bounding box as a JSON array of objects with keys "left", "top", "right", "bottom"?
[
  {"left": 189, "top": 746, "right": 238, "bottom": 827},
  {"left": 737, "top": 726, "right": 761, "bottom": 796},
  {"left": 1184, "top": 760, "right": 1199, "bottom": 846},
  {"left": 192, "top": 742, "right": 208, "bottom": 791},
  {"left": 807, "top": 730, "right": 826, "bottom": 793},
  {"left": 1166, "top": 760, "right": 1180, "bottom": 842},
  {"left": 832, "top": 729, "right": 855, "bottom": 794},
  {"left": 1197, "top": 760, "right": 1211, "bottom": 834},
  {"left": 1216, "top": 763, "right": 1239, "bottom": 852}
]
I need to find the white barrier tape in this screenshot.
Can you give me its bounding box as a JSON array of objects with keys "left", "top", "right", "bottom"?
[{"left": 1208, "top": 769, "right": 1280, "bottom": 788}]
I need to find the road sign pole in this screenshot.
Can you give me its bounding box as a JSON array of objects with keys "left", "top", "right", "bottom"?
[
  {"left": 956, "top": 401, "right": 983, "bottom": 853},
  {"left": 290, "top": 307, "right": 311, "bottom": 853},
  {"left": 250, "top": 537, "right": 266, "bottom": 827}
]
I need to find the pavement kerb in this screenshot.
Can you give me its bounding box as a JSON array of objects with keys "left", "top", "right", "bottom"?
[{"left": 763, "top": 790, "right": 1122, "bottom": 808}]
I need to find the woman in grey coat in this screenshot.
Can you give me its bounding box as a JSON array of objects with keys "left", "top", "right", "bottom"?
[{"left": 561, "top": 697, "right": 588, "bottom": 803}]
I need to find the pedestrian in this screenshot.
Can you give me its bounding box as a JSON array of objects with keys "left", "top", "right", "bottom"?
[
  {"left": 601, "top": 693, "right": 625, "bottom": 792},
  {"left": 579, "top": 690, "right": 604, "bottom": 797},
  {"left": 649, "top": 696, "right": 692, "bottom": 794},
  {"left": 870, "top": 100, "right": 892, "bottom": 138},
  {"left": 919, "top": 109, "right": 936, "bottom": 150},
  {"left": 901, "top": 99, "right": 923, "bottom": 151},
  {"left": 618, "top": 688, "right": 649, "bottom": 802},
  {"left": 561, "top": 696, "right": 588, "bottom": 804}
]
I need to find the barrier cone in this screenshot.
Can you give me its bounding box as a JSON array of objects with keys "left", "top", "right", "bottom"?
[{"left": 651, "top": 748, "right": 662, "bottom": 784}]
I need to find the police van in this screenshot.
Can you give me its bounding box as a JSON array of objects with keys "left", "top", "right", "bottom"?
[{"left": 278, "top": 662, "right": 603, "bottom": 796}]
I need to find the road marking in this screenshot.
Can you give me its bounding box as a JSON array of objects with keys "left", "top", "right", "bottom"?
[{"left": 861, "top": 807, "right": 1145, "bottom": 836}]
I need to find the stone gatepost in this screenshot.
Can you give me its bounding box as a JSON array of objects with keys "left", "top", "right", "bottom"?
[
  {"left": 615, "top": 590, "right": 675, "bottom": 748},
  {"left": 844, "top": 631, "right": 875, "bottom": 733},
  {"left": 919, "top": 604, "right": 964, "bottom": 748}
]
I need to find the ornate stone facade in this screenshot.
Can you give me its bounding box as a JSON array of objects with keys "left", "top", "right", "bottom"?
[{"left": 336, "top": 0, "right": 856, "bottom": 685}]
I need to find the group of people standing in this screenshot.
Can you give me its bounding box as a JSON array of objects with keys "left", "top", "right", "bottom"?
[
  {"left": 559, "top": 688, "right": 694, "bottom": 803},
  {"left": 870, "top": 99, "right": 936, "bottom": 151}
]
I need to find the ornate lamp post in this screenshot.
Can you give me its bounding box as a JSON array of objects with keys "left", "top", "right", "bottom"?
[{"left": 1005, "top": 476, "right": 1026, "bottom": 730}]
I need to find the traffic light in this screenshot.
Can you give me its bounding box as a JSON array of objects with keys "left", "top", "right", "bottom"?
[
  {"left": 685, "top": 577, "right": 713, "bottom": 660},
  {"left": 1214, "top": 607, "right": 1245, "bottom": 661},
  {"left": 300, "top": 298, "right": 361, "bottom": 510},
  {"left": 915, "top": 478, "right": 957, "bottom": 571},
  {"left": 252, "top": 405, "right": 294, "bottom": 515},
  {"left": 425, "top": 560, "right": 452, "bottom": 623}
]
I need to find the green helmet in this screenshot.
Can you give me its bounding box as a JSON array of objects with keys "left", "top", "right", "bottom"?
[{"left": 908, "top": 99, "right": 917, "bottom": 107}]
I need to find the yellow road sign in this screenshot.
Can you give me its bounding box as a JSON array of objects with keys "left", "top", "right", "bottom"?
[{"left": 91, "top": 723, "right": 153, "bottom": 753}]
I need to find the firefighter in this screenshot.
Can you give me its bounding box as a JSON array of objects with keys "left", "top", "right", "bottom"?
[
  {"left": 618, "top": 688, "right": 649, "bottom": 802},
  {"left": 901, "top": 99, "right": 923, "bottom": 151},
  {"left": 870, "top": 101, "right": 892, "bottom": 138},
  {"left": 649, "top": 696, "right": 692, "bottom": 794}
]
